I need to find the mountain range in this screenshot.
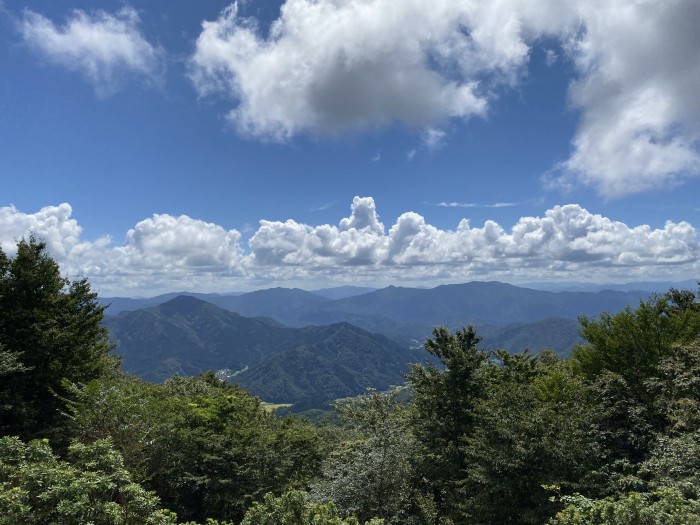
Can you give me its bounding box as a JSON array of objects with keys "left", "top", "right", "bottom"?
[
  {"left": 104, "top": 295, "right": 424, "bottom": 403},
  {"left": 103, "top": 281, "right": 653, "bottom": 343},
  {"left": 102, "top": 281, "right": 669, "bottom": 405}
]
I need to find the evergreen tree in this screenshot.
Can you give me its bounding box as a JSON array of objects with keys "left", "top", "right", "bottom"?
[
  {"left": 406, "top": 325, "right": 489, "bottom": 523},
  {"left": 0, "top": 236, "right": 114, "bottom": 441}
]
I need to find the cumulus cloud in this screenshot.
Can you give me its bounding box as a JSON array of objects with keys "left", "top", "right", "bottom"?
[
  {"left": 189, "top": 0, "right": 492, "bottom": 140},
  {"left": 553, "top": 0, "right": 700, "bottom": 197},
  {"left": 117, "top": 214, "right": 245, "bottom": 271},
  {"left": 2, "top": 199, "right": 696, "bottom": 295},
  {"left": 250, "top": 197, "right": 385, "bottom": 267},
  {"left": 0, "top": 204, "right": 246, "bottom": 294},
  {"left": 20, "top": 7, "right": 164, "bottom": 96},
  {"left": 190, "top": 0, "right": 700, "bottom": 197},
  {"left": 0, "top": 203, "right": 94, "bottom": 258}
]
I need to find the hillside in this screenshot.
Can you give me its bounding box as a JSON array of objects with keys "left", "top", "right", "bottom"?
[
  {"left": 236, "top": 322, "right": 423, "bottom": 403},
  {"left": 105, "top": 296, "right": 421, "bottom": 402},
  {"left": 104, "top": 295, "right": 295, "bottom": 381}
]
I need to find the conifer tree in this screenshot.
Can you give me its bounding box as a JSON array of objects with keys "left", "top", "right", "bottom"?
[{"left": 0, "top": 236, "right": 114, "bottom": 441}]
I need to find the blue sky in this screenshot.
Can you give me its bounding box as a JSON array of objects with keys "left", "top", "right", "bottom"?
[{"left": 1, "top": 0, "right": 699, "bottom": 296}]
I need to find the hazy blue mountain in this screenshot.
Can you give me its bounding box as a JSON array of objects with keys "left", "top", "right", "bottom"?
[
  {"left": 310, "top": 286, "right": 378, "bottom": 300},
  {"left": 101, "top": 281, "right": 659, "bottom": 329},
  {"left": 102, "top": 281, "right": 654, "bottom": 349},
  {"left": 104, "top": 296, "right": 420, "bottom": 403},
  {"left": 100, "top": 291, "right": 244, "bottom": 315},
  {"left": 522, "top": 279, "right": 697, "bottom": 293},
  {"left": 104, "top": 295, "right": 296, "bottom": 381},
  {"left": 295, "top": 282, "right": 650, "bottom": 343},
  {"left": 202, "top": 287, "right": 331, "bottom": 326},
  {"left": 478, "top": 318, "right": 582, "bottom": 357}
]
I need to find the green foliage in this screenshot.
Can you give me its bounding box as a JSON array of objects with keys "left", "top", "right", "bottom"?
[
  {"left": 649, "top": 341, "right": 700, "bottom": 433},
  {"left": 462, "top": 352, "right": 598, "bottom": 525},
  {"left": 0, "top": 236, "right": 114, "bottom": 441},
  {"left": 548, "top": 489, "right": 700, "bottom": 525},
  {"left": 571, "top": 293, "right": 700, "bottom": 491},
  {"left": 240, "top": 490, "right": 367, "bottom": 525},
  {"left": 312, "top": 390, "right": 415, "bottom": 524},
  {"left": 639, "top": 431, "right": 700, "bottom": 499},
  {"left": 573, "top": 292, "right": 700, "bottom": 391},
  {"left": 0, "top": 345, "right": 26, "bottom": 377},
  {"left": 68, "top": 371, "right": 323, "bottom": 523},
  {"left": 0, "top": 436, "right": 179, "bottom": 525},
  {"left": 406, "top": 325, "right": 489, "bottom": 522}
]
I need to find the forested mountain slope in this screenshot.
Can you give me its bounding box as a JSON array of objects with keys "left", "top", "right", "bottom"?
[{"left": 105, "top": 295, "right": 422, "bottom": 401}]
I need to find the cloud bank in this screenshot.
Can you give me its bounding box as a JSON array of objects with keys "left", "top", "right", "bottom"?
[
  {"left": 190, "top": 0, "right": 700, "bottom": 196},
  {"left": 1, "top": 198, "right": 697, "bottom": 295},
  {"left": 20, "top": 7, "right": 164, "bottom": 96}
]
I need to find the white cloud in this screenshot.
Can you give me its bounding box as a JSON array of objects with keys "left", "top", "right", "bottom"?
[
  {"left": 20, "top": 7, "right": 165, "bottom": 96},
  {"left": 0, "top": 203, "right": 88, "bottom": 258},
  {"left": 190, "top": 0, "right": 700, "bottom": 197},
  {"left": 431, "top": 201, "right": 519, "bottom": 209},
  {"left": 117, "top": 214, "right": 245, "bottom": 270},
  {"left": 544, "top": 49, "right": 557, "bottom": 66},
  {"left": 422, "top": 128, "right": 447, "bottom": 151},
  {"left": 250, "top": 197, "right": 385, "bottom": 267},
  {"left": 0, "top": 204, "right": 246, "bottom": 295},
  {"left": 554, "top": 1, "right": 700, "bottom": 197},
  {"left": 189, "top": 1, "right": 493, "bottom": 140},
  {"left": 1, "top": 199, "right": 697, "bottom": 295}
]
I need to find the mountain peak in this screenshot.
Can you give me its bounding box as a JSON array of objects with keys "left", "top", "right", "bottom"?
[{"left": 157, "top": 294, "right": 215, "bottom": 316}]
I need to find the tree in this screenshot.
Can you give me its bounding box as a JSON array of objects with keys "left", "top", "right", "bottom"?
[
  {"left": 240, "top": 490, "right": 375, "bottom": 525},
  {"left": 462, "top": 351, "right": 598, "bottom": 524},
  {"left": 0, "top": 236, "right": 114, "bottom": 441},
  {"left": 312, "top": 390, "right": 416, "bottom": 524},
  {"left": 68, "top": 371, "right": 323, "bottom": 523},
  {"left": 406, "top": 325, "right": 489, "bottom": 522},
  {"left": 573, "top": 293, "right": 700, "bottom": 393},
  {"left": 0, "top": 436, "right": 181, "bottom": 525},
  {"left": 548, "top": 489, "right": 700, "bottom": 525},
  {"left": 571, "top": 292, "right": 700, "bottom": 489}
]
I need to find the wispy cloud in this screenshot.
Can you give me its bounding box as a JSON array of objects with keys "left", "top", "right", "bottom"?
[
  {"left": 422, "top": 128, "right": 447, "bottom": 151},
  {"left": 429, "top": 201, "right": 519, "bottom": 209},
  {"left": 544, "top": 48, "right": 558, "bottom": 66},
  {"left": 20, "top": 7, "right": 165, "bottom": 97},
  {"left": 371, "top": 152, "right": 381, "bottom": 162},
  {"left": 309, "top": 201, "right": 336, "bottom": 212}
]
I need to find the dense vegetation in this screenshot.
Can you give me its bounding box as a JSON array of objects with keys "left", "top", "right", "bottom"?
[{"left": 2, "top": 237, "right": 700, "bottom": 524}]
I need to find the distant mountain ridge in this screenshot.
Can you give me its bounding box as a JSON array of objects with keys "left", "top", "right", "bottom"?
[
  {"left": 523, "top": 279, "right": 697, "bottom": 293},
  {"left": 102, "top": 280, "right": 654, "bottom": 352},
  {"left": 100, "top": 281, "right": 669, "bottom": 404},
  {"left": 105, "top": 296, "right": 423, "bottom": 403},
  {"left": 102, "top": 280, "right": 653, "bottom": 324}
]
